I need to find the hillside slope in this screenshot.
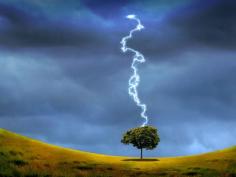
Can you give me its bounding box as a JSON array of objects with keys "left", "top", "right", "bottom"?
[{"left": 0, "top": 128, "right": 235, "bottom": 177}]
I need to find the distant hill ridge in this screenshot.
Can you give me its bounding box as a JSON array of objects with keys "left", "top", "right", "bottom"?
[{"left": 0, "top": 128, "right": 235, "bottom": 177}]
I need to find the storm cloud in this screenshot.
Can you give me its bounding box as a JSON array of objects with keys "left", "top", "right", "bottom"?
[{"left": 0, "top": 0, "right": 235, "bottom": 157}]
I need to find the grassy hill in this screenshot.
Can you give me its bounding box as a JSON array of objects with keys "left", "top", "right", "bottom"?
[{"left": 0, "top": 128, "right": 235, "bottom": 177}]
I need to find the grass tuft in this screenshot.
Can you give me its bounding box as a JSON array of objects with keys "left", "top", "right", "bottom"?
[{"left": 10, "top": 159, "right": 28, "bottom": 166}]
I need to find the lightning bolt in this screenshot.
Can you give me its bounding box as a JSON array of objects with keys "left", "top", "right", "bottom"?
[{"left": 120, "top": 14, "right": 148, "bottom": 127}]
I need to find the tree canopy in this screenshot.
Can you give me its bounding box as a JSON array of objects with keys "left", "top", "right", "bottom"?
[{"left": 121, "top": 126, "right": 160, "bottom": 159}]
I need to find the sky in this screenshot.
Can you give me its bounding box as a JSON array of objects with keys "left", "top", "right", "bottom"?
[{"left": 0, "top": 0, "right": 236, "bottom": 157}]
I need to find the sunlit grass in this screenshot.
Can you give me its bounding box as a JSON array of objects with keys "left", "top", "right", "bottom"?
[{"left": 0, "top": 128, "right": 235, "bottom": 177}]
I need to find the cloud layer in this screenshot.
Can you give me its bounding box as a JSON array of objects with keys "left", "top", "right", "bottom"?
[{"left": 0, "top": 0, "right": 236, "bottom": 156}]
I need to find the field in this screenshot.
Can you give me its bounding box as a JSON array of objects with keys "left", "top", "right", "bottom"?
[{"left": 0, "top": 128, "right": 235, "bottom": 177}]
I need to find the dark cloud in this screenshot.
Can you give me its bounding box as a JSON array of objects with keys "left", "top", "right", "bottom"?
[
  {"left": 0, "top": 0, "right": 236, "bottom": 157},
  {"left": 0, "top": 3, "right": 31, "bottom": 25},
  {"left": 0, "top": 1, "right": 112, "bottom": 48},
  {"left": 169, "top": 0, "right": 236, "bottom": 48},
  {"left": 80, "top": 0, "right": 130, "bottom": 18},
  {"left": 128, "top": 0, "right": 236, "bottom": 59}
]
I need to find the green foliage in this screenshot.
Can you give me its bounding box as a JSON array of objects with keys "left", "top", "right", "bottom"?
[{"left": 121, "top": 126, "right": 160, "bottom": 150}]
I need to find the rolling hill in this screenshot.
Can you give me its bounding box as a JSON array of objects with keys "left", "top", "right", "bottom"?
[{"left": 0, "top": 128, "right": 235, "bottom": 177}]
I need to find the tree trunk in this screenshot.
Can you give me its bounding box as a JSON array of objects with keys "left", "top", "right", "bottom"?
[{"left": 140, "top": 148, "right": 143, "bottom": 159}]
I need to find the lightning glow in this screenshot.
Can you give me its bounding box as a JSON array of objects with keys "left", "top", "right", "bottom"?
[{"left": 120, "top": 14, "right": 148, "bottom": 127}]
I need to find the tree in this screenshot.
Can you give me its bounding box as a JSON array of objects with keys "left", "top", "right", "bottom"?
[{"left": 121, "top": 126, "right": 160, "bottom": 159}]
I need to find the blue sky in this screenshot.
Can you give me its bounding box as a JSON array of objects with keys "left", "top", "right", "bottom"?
[{"left": 0, "top": 0, "right": 236, "bottom": 157}]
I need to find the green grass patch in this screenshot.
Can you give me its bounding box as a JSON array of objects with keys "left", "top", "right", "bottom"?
[
  {"left": 183, "top": 167, "right": 219, "bottom": 177},
  {"left": 74, "top": 163, "right": 95, "bottom": 170},
  {"left": 10, "top": 159, "right": 28, "bottom": 166}
]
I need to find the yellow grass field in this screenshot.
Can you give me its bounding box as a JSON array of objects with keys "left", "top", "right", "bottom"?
[{"left": 0, "top": 128, "right": 235, "bottom": 177}]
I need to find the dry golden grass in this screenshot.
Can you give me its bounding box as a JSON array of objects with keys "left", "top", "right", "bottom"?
[{"left": 0, "top": 128, "right": 235, "bottom": 177}]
